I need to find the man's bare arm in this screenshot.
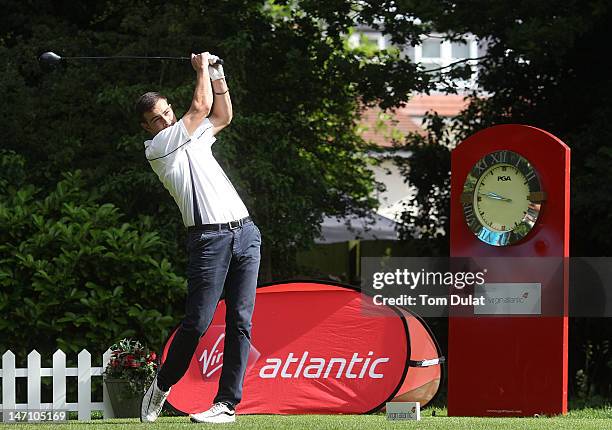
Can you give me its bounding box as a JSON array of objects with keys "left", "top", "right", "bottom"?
[
  {"left": 209, "top": 77, "right": 233, "bottom": 136},
  {"left": 182, "top": 53, "right": 213, "bottom": 136}
]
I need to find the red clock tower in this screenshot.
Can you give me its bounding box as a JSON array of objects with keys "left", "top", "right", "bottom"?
[{"left": 448, "top": 125, "right": 570, "bottom": 416}]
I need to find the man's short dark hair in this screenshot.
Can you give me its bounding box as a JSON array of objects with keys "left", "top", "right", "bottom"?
[{"left": 135, "top": 92, "right": 167, "bottom": 123}]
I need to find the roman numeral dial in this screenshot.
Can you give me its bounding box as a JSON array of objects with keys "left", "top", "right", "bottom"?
[{"left": 461, "top": 150, "right": 545, "bottom": 246}]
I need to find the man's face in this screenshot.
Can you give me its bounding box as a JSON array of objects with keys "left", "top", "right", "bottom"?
[{"left": 141, "top": 98, "right": 177, "bottom": 136}]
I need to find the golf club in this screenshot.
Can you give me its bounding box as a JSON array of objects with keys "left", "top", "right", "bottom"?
[{"left": 39, "top": 51, "right": 223, "bottom": 66}]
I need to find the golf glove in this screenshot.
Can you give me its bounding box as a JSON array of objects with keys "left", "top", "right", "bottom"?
[{"left": 208, "top": 55, "right": 225, "bottom": 81}]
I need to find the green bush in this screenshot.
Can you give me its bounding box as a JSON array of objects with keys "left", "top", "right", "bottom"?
[{"left": 0, "top": 151, "right": 186, "bottom": 359}]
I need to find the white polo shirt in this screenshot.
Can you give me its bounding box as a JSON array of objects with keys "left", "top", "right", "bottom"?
[{"left": 144, "top": 117, "right": 249, "bottom": 227}]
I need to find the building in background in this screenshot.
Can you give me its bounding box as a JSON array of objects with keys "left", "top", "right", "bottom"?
[{"left": 317, "top": 28, "right": 483, "bottom": 245}]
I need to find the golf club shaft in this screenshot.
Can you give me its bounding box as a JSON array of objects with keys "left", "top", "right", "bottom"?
[
  {"left": 64, "top": 56, "right": 224, "bottom": 64},
  {"left": 63, "top": 56, "right": 190, "bottom": 60}
]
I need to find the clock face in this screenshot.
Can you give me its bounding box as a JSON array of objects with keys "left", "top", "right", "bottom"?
[{"left": 462, "top": 150, "right": 546, "bottom": 246}]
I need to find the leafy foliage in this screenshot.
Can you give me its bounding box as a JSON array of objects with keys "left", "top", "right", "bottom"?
[
  {"left": 394, "top": 113, "right": 452, "bottom": 255},
  {"left": 0, "top": 152, "right": 185, "bottom": 357},
  {"left": 0, "top": 0, "right": 439, "bottom": 279}
]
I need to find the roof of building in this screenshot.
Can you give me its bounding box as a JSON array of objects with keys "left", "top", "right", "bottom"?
[{"left": 360, "top": 94, "right": 469, "bottom": 147}]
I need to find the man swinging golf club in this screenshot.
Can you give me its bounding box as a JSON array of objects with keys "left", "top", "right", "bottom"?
[{"left": 137, "top": 52, "right": 261, "bottom": 424}]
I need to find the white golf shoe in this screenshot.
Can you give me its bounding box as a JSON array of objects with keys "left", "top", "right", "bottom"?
[
  {"left": 140, "top": 376, "right": 171, "bottom": 423},
  {"left": 190, "top": 402, "right": 236, "bottom": 423}
]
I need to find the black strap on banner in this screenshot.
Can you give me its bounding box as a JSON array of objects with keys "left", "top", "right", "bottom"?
[{"left": 409, "top": 357, "right": 446, "bottom": 367}]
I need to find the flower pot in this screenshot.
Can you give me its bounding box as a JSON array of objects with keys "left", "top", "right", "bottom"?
[{"left": 104, "top": 378, "right": 143, "bottom": 418}]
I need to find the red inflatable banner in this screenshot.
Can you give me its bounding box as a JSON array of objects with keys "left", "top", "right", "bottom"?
[{"left": 161, "top": 281, "right": 443, "bottom": 414}]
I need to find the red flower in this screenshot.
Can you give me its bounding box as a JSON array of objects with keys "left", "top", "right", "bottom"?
[{"left": 124, "top": 354, "right": 139, "bottom": 368}]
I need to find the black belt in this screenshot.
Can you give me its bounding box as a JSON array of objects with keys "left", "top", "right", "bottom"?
[{"left": 188, "top": 216, "right": 252, "bottom": 232}]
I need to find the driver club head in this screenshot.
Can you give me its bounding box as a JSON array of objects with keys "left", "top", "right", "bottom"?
[{"left": 39, "top": 51, "right": 62, "bottom": 66}]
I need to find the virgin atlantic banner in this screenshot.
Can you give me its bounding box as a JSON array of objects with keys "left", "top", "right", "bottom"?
[{"left": 161, "top": 281, "right": 443, "bottom": 414}]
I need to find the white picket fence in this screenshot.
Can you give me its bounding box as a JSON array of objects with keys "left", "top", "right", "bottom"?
[{"left": 0, "top": 349, "right": 115, "bottom": 421}]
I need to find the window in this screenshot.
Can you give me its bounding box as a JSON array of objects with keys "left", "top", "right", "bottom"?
[
  {"left": 451, "top": 40, "right": 470, "bottom": 59},
  {"left": 422, "top": 39, "right": 441, "bottom": 58}
]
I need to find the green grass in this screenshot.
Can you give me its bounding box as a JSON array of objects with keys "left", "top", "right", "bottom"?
[{"left": 1, "top": 407, "right": 611, "bottom": 430}]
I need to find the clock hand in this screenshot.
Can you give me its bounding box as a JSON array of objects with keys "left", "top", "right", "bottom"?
[
  {"left": 479, "top": 191, "right": 513, "bottom": 202},
  {"left": 485, "top": 191, "right": 509, "bottom": 200}
]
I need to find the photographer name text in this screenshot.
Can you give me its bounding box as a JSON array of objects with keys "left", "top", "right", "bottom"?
[{"left": 372, "top": 294, "right": 485, "bottom": 307}]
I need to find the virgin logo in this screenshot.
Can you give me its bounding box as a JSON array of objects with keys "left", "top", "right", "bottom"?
[
  {"left": 196, "top": 327, "right": 261, "bottom": 379},
  {"left": 198, "top": 333, "right": 225, "bottom": 378}
]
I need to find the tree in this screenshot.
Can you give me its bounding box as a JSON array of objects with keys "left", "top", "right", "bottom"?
[
  {"left": 394, "top": 113, "right": 451, "bottom": 256},
  {"left": 0, "top": 0, "right": 441, "bottom": 278},
  {"left": 0, "top": 151, "right": 185, "bottom": 357}
]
